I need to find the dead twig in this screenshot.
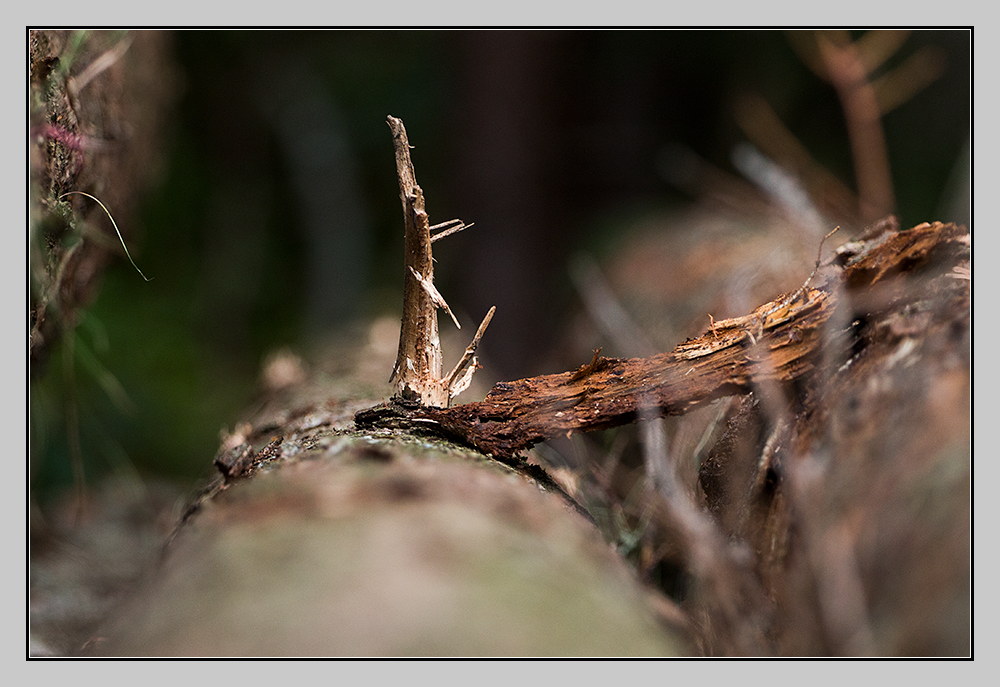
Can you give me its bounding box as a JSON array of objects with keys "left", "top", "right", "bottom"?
[{"left": 385, "top": 116, "right": 494, "bottom": 407}]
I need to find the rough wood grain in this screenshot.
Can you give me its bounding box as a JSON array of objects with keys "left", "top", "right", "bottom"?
[
  {"left": 358, "top": 220, "right": 969, "bottom": 460},
  {"left": 387, "top": 115, "right": 448, "bottom": 406},
  {"left": 386, "top": 116, "right": 492, "bottom": 408}
]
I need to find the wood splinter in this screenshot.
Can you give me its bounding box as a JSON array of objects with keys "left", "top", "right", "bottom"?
[{"left": 386, "top": 115, "right": 495, "bottom": 408}]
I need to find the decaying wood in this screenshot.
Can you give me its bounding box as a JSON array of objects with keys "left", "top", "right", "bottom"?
[
  {"left": 359, "top": 215, "right": 969, "bottom": 656},
  {"left": 362, "top": 215, "right": 970, "bottom": 656},
  {"left": 82, "top": 217, "right": 967, "bottom": 657},
  {"left": 386, "top": 115, "right": 494, "bottom": 407},
  {"left": 357, "top": 219, "right": 969, "bottom": 460}
]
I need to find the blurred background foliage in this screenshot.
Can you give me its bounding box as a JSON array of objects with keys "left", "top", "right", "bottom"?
[{"left": 29, "top": 30, "right": 970, "bottom": 503}]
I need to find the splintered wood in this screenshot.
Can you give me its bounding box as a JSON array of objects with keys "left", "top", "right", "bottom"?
[
  {"left": 358, "top": 219, "right": 969, "bottom": 460},
  {"left": 419, "top": 285, "right": 832, "bottom": 457},
  {"left": 386, "top": 116, "right": 494, "bottom": 408}
]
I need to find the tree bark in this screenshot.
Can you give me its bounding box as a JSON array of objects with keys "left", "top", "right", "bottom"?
[{"left": 88, "top": 336, "right": 692, "bottom": 657}]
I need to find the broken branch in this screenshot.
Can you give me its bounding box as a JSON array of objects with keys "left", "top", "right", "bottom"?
[
  {"left": 359, "top": 220, "right": 968, "bottom": 459},
  {"left": 430, "top": 220, "right": 473, "bottom": 243},
  {"left": 446, "top": 305, "right": 496, "bottom": 390},
  {"left": 385, "top": 115, "right": 494, "bottom": 408}
]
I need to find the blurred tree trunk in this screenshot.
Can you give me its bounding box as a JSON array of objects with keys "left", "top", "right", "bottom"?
[{"left": 29, "top": 30, "right": 176, "bottom": 376}]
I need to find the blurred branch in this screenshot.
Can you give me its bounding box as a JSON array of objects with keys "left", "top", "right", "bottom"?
[
  {"left": 870, "top": 45, "right": 947, "bottom": 114},
  {"left": 786, "top": 30, "right": 910, "bottom": 84},
  {"left": 734, "top": 93, "right": 859, "bottom": 224},
  {"left": 569, "top": 254, "right": 659, "bottom": 358},
  {"left": 815, "top": 31, "right": 896, "bottom": 223},
  {"left": 771, "top": 31, "right": 948, "bottom": 227}
]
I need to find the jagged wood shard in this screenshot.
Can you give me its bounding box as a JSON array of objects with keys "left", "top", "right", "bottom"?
[
  {"left": 430, "top": 219, "right": 473, "bottom": 243},
  {"left": 386, "top": 115, "right": 494, "bottom": 408},
  {"left": 408, "top": 266, "right": 461, "bottom": 330}
]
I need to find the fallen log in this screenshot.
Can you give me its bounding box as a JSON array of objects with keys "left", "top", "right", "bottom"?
[{"left": 90, "top": 113, "right": 969, "bottom": 657}]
